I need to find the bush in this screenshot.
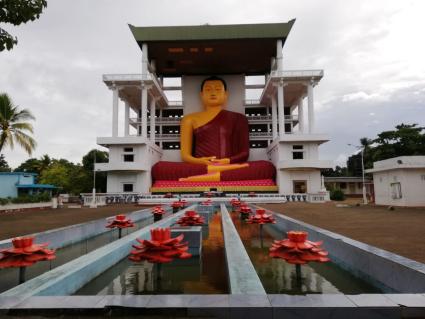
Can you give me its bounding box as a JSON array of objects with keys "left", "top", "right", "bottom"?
[
  {"left": 330, "top": 189, "right": 345, "bottom": 201},
  {"left": 0, "top": 198, "right": 10, "bottom": 205},
  {"left": 10, "top": 193, "right": 52, "bottom": 204}
]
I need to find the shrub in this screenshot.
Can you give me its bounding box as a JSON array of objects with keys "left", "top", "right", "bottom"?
[
  {"left": 10, "top": 193, "right": 52, "bottom": 204},
  {"left": 330, "top": 189, "right": 345, "bottom": 201},
  {"left": 0, "top": 198, "right": 10, "bottom": 205}
]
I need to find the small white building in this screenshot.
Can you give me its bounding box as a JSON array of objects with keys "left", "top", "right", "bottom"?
[
  {"left": 324, "top": 176, "right": 373, "bottom": 198},
  {"left": 366, "top": 156, "right": 425, "bottom": 207}
]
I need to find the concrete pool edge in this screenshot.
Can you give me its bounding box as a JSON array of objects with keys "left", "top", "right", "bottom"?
[
  {"left": 253, "top": 204, "right": 425, "bottom": 293},
  {"left": 0, "top": 205, "right": 196, "bottom": 299},
  {"left": 1, "top": 294, "right": 424, "bottom": 318},
  {"left": 0, "top": 206, "right": 171, "bottom": 250},
  {"left": 220, "top": 204, "right": 266, "bottom": 295}
]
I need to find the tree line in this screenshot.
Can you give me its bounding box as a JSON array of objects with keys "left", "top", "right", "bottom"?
[
  {"left": 324, "top": 123, "right": 425, "bottom": 177},
  {"left": 0, "top": 151, "right": 108, "bottom": 195}
]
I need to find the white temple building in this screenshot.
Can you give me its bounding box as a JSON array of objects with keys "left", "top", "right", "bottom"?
[{"left": 95, "top": 21, "right": 333, "bottom": 198}]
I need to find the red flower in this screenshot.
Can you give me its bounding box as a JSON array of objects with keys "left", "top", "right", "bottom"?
[
  {"left": 129, "top": 228, "right": 192, "bottom": 263},
  {"left": 0, "top": 237, "right": 56, "bottom": 268},
  {"left": 246, "top": 209, "right": 276, "bottom": 224},
  {"left": 106, "top": 214, "right": 135, "bottom": 229},
  {"left": 269, "top": 231, "right": 330, "bottom": 265},
  {"left": 176, "top": 210, "right": 205, "bottom": 226}
]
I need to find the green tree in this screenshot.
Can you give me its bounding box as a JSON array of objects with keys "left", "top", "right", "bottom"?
[
  {"left": 39, "top": 162, "right": 69, "bottom": 192},
  {"left": 39, "top": 160, "right": 91, "bottom": 195},
  {"left": 0, "top": 0, "right": 48, "bottom": 51},
  {"left": 373, "top": 124, "right": 425, "bottom": 160},
  {"left": 82, "top": 149, "right": 108, "bottom": 193},
  {"left": 322, "top": 165, "right": 349, "bottom": 177},
  {"left": 0, "top": 154, "right": 11, "bottom": 172},
  {"left": 0, "top": 93, "right": 36, "bottom": 155},
  {"left": 346, "top": 124, "right": 425, "bottom": 176},
  {"left": 14, "top": 157, "right": 42, "bottom": 174}
]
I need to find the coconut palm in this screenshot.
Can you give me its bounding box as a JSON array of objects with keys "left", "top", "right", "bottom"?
[{"left": 0, "top": 93, "right": 36, "bottom": 155}]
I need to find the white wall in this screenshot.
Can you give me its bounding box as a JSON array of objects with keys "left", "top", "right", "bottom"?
[
  {"left": 107, "top": 171, "right": 151, "bottom": 193},
  {"left": 277, "top": 169, "right": 321, "bottom": 193},
  {"left": 279, "top": 143, "right": 320, "bottom": 161},
  {"left": 373, "top": 168, "right": 425, "bottom": 206}
]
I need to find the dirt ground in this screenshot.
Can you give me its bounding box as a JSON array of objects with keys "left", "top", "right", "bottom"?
[
  {"left": 261, "top": 201, "right": 425, "bottom": 264},
  {"left": 1, "top": 201, "right": 424, "bottom": 264},
  {"left": 0, "top": 204, "right": 152, "bottom": 240}
]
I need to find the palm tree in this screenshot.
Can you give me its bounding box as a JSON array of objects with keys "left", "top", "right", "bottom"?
[{"left": 0, "top": 93, "right": 36, "bottom": 155}]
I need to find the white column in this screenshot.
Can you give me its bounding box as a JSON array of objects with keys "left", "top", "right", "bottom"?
[
  {"left": 307, "top": 81, "right": 315, "bottom": 134},
  {"left": 142, "top": 43, "right": 148, "bottom": 80},
  {"left": 276, "top": 40, "right": 283, "bottom": 72},
  {"left": 112, "top": 86, "right": 119, "bottom": 137},
  {"left": 298, "top": 97, "right": 305, "bottom": 133},
  {"left": 141, "top": 85, "right": 148, "bottom": 138},
  {"left": 150, "top": 97, "right": 156, "bottom": 143},
  {"left": 277, "top": 82, "right": 285, "bottom": 138},
  {"left": 124, "top": 102, "right": 130, "bottom": 136},
  {"left": 271, "top": 95, "right": 278, "bottom": 139}
]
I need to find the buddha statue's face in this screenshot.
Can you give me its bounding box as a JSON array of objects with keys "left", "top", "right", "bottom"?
[{"left": 200, "top": 80, "right": 227, "bottom": 108}]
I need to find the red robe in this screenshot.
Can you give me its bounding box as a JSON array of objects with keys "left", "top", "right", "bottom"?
[{"left": 152, "top": 110, "right": 275, "bottom": 181}]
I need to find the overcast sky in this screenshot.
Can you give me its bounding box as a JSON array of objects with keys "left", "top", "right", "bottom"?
[{"left": 1, "top": 0, "right": 424, "bottom": 168}]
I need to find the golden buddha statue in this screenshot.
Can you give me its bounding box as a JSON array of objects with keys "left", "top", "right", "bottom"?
[{"left": 152, "top": 76, "right": 275, "bottom": 183}]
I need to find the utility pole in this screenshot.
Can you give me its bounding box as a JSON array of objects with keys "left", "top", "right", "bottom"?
[
  {"left": 90, "top": 151, "right": 97, "bottom": 208},
  {"left": 348, "top": 144, "right": 368, "bottom": 205}
]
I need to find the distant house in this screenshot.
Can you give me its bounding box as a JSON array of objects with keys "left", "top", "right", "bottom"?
[
  {"left": 366, "top": 156, "right": 425, "bottom": 207},
  {"left": 324, "top": 176, "right": 373, "bottom": 198},
  {"left": 0, "top": 172, "right": 56, "bottom": 198}
]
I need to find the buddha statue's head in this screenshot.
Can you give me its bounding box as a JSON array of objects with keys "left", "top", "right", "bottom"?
[{"left": 200, "top": 76, "right": 228, "bottom": 109}]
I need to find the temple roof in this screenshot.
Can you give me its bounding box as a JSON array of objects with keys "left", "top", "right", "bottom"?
[{"left": 129, "top": 20, "right": 295, "bottom": 76}]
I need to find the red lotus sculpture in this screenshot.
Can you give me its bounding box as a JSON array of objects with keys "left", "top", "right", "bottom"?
[
  {"left": 129, "top": 228, "right": 191, "bottom": 263},
  {"left": 106, "top": 214, "right": 135, "bottom": 229},
  {"left": 239, "top": 205, "right": 252, "bottom": 219},
  {"left": 0, "top": 237, "right": 56, "bottom": 283},
  {"left": 176, "top": 210, "right": 205, "bottom": 226},
  {"left": 171, "top": 201, "right": 184, "bottom": 213},
  {"left": 246, "top": 209, "right": 276, "bottom": 225},
  {"left": 152, "top": 206, "right": 166, "bottom": 222},
  {"left": 201, "top": 199, "right": 213, "bottom": 206},
  {"left": 269, "top": 231, "right": 330, "bottom": 265},
  {"left": 106, "top": 214, "right": 135, "bottom": 238},
  {"left": 230, "top": 198, "right": 241, "bottom": 208},
  {"left": 164, "top": 192, "right": 173, "bottom": 198}
]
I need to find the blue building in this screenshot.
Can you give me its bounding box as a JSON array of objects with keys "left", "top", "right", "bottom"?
[{"left": 0, "top": 172, "right": 56, "bottom": 198}]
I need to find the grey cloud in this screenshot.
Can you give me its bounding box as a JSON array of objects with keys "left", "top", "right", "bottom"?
[{"left": 1, "top": 0, "right": 424, "bottom": 168}]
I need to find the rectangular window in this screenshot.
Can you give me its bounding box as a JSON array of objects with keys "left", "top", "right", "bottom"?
[
  {"left": 123, "top": 154, "right": 134, "bottom": 162},
  {"left": 293, "top": 152, "right": 303, "bottom": 159},
  {"left": 123, "top": 183, "right": 133, "bottom": 192},
  {"left": 292, "top": 144, "right": 304, "bottom": 159},
  {"left": 340, "top": 182, "right": 347, "bottom": 189},
  {"left": 391, "top": 182, "right": 402, "bottom": 199},
  {"left": 124, "top": 147, "right": 133, "bottom": 152}
]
